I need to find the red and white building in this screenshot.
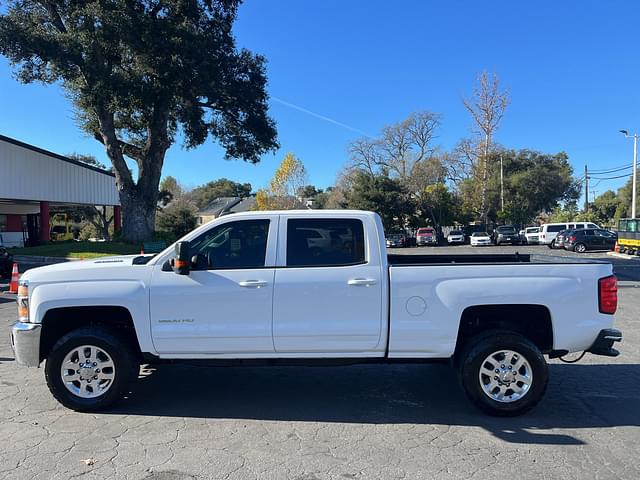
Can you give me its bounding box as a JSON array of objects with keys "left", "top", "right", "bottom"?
[{"left": 0, "top": 134, "right": 120, "bottom": 247}]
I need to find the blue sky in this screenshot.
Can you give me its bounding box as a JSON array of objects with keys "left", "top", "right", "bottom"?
[{"left": 1, "top": 0, "right": 639, "bottom": 201}]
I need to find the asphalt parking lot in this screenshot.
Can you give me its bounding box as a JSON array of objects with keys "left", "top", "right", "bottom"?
[{"left": 0, "top": 246, "right": 639, "bottom": 479}]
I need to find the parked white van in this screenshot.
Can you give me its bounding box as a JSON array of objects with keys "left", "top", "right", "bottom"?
[{"left": 539, "top": 222, "right": 600, "bottom": 248}]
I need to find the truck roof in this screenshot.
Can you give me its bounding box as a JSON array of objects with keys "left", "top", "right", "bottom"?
[{"left": 218, "top": 209, "right": 379, "bottom": 218}]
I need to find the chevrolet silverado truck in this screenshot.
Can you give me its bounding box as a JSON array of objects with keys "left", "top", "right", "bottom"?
[{"left": 10, "top": 210, "right": 622, "bottom": 416}]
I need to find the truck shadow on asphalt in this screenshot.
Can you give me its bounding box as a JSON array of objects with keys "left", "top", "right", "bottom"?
[{"left": 109, "top": 362, "right": 639, "bottom": 446}]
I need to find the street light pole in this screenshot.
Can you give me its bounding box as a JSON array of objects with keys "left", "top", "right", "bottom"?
[
  {"left": 633, "top": 135, "right": 637, "bottom": 218},
  {"left": 620, "top": 130, "right": 638, "bottom": 218}
]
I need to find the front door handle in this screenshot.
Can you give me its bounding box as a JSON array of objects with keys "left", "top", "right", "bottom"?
[
  {"left": 238, "top": 280, "right": 268, "bottom": 288},
  {"left": 347, "top": 278, "right": 377, "bottom": 287}
]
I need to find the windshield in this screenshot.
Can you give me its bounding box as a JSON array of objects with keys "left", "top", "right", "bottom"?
[
  {"left": 497, "top": 226, "right": 516, "bottom": 233},
  {"left": 449, "top": 230, "right": 462, "bottom": 235},
  {"left": 472, "top": 232, "right": 489, "bottom": 237}
]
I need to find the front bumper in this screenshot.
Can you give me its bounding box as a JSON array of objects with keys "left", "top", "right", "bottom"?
[
  {"left": 10, "top": 322, "right": 41, "bottom": 367},
  {"left": 587, "top": 328, "right": 622, "bottom": 357}
]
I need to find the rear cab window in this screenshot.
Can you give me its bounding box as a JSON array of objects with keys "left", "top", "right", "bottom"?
[{"left": 286, "top": 218, "right": 366, "bottom": 267}]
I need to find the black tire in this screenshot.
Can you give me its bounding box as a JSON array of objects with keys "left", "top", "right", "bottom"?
[
  {"left": 45, "top": 327, "right": 138, "bottom": 411},
  {"left": 458, "top": 331, "right": 548, "bottom": 416},
  {"left": 548, "top": 241, "right": 555, "bottom": 249},
  {"left": 573, "top": 243, "right": 587, "bottom": 253}
]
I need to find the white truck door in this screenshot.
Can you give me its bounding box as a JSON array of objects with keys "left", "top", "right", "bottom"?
[
  {"left": 149, "top": 216, "right": 278, "bottom": 355},
  {"left": 273, "top": 216, "right": 385, "bottom": 354}
]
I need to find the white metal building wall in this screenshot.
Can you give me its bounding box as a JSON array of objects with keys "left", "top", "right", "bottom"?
[{"left": 0, "top": 136, "right": 119, "bottom": 206}]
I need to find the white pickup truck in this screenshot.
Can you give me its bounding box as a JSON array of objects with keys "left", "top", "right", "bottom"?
[{"left": 11, "top": 210, "right": 622, "bottom": 416}]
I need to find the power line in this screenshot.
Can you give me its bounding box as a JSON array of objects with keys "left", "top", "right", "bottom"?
[
  {"left": 589, "top": 173, "right": 634, "bottom": 180},
  {"left": 589, "top": 163, "right": 633, "bottom": 174}
]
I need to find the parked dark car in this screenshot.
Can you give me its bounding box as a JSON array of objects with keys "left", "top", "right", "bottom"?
[
  {"left": 553, "top": 229, "right": 575, "bottom": 250},
  {"left": 491, "top": 225, "right": 522, "bottom": 245},
  {"left": 0, "top": 247, "right": 13, "bottom": 278},
  {"left": 386, "top": 233, "right": 408, "bottom": 248},
  {"left": 563, "top": 229, "right": 618, "bottom": 253}
]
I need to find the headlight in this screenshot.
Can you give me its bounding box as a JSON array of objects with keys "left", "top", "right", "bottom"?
[{"left": 17, "top": 280, "right": 29, "bottom": 322}]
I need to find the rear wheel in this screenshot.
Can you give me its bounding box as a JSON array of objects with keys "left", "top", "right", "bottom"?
[
  {"left": 45, "top": 327, "right": 138, "bottom": 411},
  {"left": 458, "top": 331, "right": 548, "bottom": 416}
]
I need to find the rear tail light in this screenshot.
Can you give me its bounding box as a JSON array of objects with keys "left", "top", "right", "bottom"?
[
  {"left": 598, "top": 275, "right": 618, "bottom": 314},
  {"left": 569, "top": 235, "right": 576, "bottom": 242}
]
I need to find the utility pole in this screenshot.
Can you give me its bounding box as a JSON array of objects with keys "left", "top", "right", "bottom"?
[
  {"left": 500, "top": 154, "right": 504, "bottom": 213},
  {"left": 620, "top": 130, "right": 638, "bottom": 218},
  {"left": 634, "top": 135, "right": 637, "bottom": 218},
  {"left": 584, "top": 165, "right": 589, "bottom": 212}
]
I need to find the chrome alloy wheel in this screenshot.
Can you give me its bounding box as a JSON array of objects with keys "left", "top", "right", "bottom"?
[
  {"left": 478, "top": 350, "right": 533, "bottom": 403},
  {"left": 60, "top": 345, "right": 116, "bottom": 398}
]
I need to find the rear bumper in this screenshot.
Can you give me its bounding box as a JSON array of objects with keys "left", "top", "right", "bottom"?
[
  {"left": 587, "top": 328, "right": 622, "bottom": 357},
  {"left": 10, "top": 322, "right": 41, "bottom": 367}
]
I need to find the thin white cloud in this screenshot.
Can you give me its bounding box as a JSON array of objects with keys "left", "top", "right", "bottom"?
[{"left": 271, "top": 96, "right": 370, "bottom": 137}]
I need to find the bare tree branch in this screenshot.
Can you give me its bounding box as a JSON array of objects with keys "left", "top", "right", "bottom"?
[{"left": 462, "top": 71, "right": 510, "bottom": 222}]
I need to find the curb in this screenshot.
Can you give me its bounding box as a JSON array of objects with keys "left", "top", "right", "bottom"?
[{"left": 606, "top": 252, "right": 640, "bottom": 261}]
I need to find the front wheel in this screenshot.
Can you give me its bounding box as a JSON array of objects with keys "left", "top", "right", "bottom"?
[
  {"left": 458, "top": 331, "right": 548, "bottom": 416},
  {"left": 573, "top": 243, "right": 587, "bottom": 253},
  {"left": 45, "top": 327, "right": 138, "bottom": 411}
]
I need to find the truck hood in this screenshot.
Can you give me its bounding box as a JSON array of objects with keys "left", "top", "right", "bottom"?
[{"left": 21, "top": 255, "right": 155, "bottom": 283}]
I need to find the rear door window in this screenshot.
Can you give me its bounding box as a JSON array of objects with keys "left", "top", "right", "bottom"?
[
  {"left": 546, "top": 225, "right": 565, "bottom": 233},
  {"left": 287, "top": 219, "right": 365, "bottom": 267}
]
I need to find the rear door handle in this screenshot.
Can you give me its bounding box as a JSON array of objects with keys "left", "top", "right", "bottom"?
[
  {"left": 238, "top": 280, "right": 268, "bottom": 288},
  {"left": 347, "top": 278, "right": 377, "bottom": 287}
]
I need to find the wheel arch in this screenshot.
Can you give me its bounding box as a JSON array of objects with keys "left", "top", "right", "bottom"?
[
  {"left": 454, "top": 304, "right": 554, "bottom": 361},
  {"left": 40, "top": 306, "right": 142, "bottom": 363}
]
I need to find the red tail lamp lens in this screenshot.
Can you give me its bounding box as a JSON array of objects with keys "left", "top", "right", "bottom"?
[{"left": 598, "top": 275, "right": 618, "bottom": 314}]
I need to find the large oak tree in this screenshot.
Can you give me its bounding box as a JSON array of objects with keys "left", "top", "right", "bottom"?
[{"left": 0, "top": 0, "right": 278, "bottom": 241}]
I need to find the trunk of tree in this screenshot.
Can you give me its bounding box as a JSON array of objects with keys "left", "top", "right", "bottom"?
[
  {"left": 89, "top": 206, "right": 113, "bottom": 241},
  {"left": 119, "top": 189, "right": 157, "bottom": 243},
  {"left": 96, "top": 103, "right": 169, "bottom": 244},
  {"left": 480, "top": 133, "right": 490, "bottom": 224}
]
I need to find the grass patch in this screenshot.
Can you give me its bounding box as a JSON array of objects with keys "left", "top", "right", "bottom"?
[{"left": 8, "top": 241, "right": 141, "bottom": 259}]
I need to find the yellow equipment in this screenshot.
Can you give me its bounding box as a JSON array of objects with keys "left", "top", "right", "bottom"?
[
  {"left": 50, "top": 214, "right": 79, "bottom": 241},
  {"left": 617, "top": 218, "right": 640, "bottom": 255}
]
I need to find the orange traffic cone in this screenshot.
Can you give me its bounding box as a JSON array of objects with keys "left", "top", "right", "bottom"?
[
  {"left": 614, "top": 241, "right": 620, "bottom": 253},
  {"left": 8, "top": 263, "right": 19, "bottom": 294}
]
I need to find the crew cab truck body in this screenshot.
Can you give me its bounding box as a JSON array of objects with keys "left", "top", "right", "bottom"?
[{"left": 11, "top": 210, "right": 622, "bottom": 416}]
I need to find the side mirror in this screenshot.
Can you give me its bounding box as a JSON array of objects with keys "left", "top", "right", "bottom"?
[{"left": 173, "top": 241, "right": 191, "bottom": 275}]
